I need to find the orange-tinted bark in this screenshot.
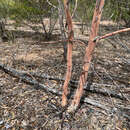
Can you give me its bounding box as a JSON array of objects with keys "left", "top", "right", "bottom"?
[
  {"left": 62, "top": 0, "right": 74, "bottom": 107},
  {"left": 94, "top": 28, "right": 130, "bottom": 42},
  {"left": 68, "top": 0, "right": 105, "bottom": 112}
]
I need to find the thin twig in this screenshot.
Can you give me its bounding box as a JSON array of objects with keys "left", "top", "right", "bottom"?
[{"left": 46, "top": 0, "right": 58, "bottom": 9}]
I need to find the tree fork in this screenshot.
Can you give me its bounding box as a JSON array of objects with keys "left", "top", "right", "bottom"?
[{"left": 68, "top": 0, "right": 105, "bottom": 112}]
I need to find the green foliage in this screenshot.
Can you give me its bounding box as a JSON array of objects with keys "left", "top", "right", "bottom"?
[
  {"left": 0, "top": 0, "right": 57, "bottom": 23},
  {"left": 0, "top": 0, "right": 129, "bottom": 27},
  {"left": 0, "top": 0, "right": 14, "bottom": 18},
  {"left": 104, "top": 0, "right": 130, "bottom": 26},
  {"left": 0, "top": 0, "right": 59, "bottom": 40},
  {"left": 10, "top": 0, "right": 49, "bottom": 22},
  {"left": 75, "top": 0, "right": 95, "bottom": 22}
]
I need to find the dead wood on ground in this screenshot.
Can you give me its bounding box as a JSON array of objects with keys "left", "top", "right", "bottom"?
[{"left": 0, "top": 63, "right": 127, "bottom": 104}]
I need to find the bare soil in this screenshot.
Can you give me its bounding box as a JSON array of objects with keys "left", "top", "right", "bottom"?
[{"left": 0, "top": 20, "right": 130, "bottom": 130}]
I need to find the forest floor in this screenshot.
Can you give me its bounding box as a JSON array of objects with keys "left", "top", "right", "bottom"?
[{"left": 0, "top": 20, "right": 130, "bottom": 130}]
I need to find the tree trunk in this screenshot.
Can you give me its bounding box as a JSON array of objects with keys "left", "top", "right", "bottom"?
[
  {"left": 0, "top": 20, "right": 8, "bottom": 42},
  {"left": 62, "top": 0, "right": 74, "bottom": 107},
  {"left": 68, "top": 0, "right": 105, "bottom": 112},
  {"left": 58, "top": 0, "right": 67, "bottom": 62}
]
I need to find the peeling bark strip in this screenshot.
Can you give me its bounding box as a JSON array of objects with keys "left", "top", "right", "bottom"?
[
  {"left": 68, "top": 0, "right": 105, "bottom": 112},
  {"left": 62, "top": 0, "right": 74, "bottom": 107}
]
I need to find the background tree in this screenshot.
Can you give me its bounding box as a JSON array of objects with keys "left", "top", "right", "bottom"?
[{"left": 0, "top": 0, "right": 59, "bottom": 40}]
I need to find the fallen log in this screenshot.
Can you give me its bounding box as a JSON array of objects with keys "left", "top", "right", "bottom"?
[
  {"left": 0, "top": 63, "right": 61, "bottom": 95},
  {"left": 0, "top": 63, "right": 127, "bottom": 101},
  {"left": 0, "top": 63, "right": 111, "bottom": 112}
]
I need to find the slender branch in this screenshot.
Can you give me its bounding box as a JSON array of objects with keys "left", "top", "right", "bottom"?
[
  {"left": 72, "top": 0, "right": 78, "bottom": 18},
  {"left": 39, "top": 16, "right": 48, "bottom": 36},
  {"left": 93, "top": 28, "right": 130, "bottom": 42},
  {"left": 46, "top": 0, "right": 58, "bottom": 9}
]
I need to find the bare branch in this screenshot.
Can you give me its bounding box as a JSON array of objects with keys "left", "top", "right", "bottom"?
[
  {"left": 46, "top": 0, "right": 58, "bottom": 9},
  {"left": 72, "top": 0, "right": 78, "bottom": 18},
  {"left": 93, "top": 28, "right": 130, "bottom": 42}
]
